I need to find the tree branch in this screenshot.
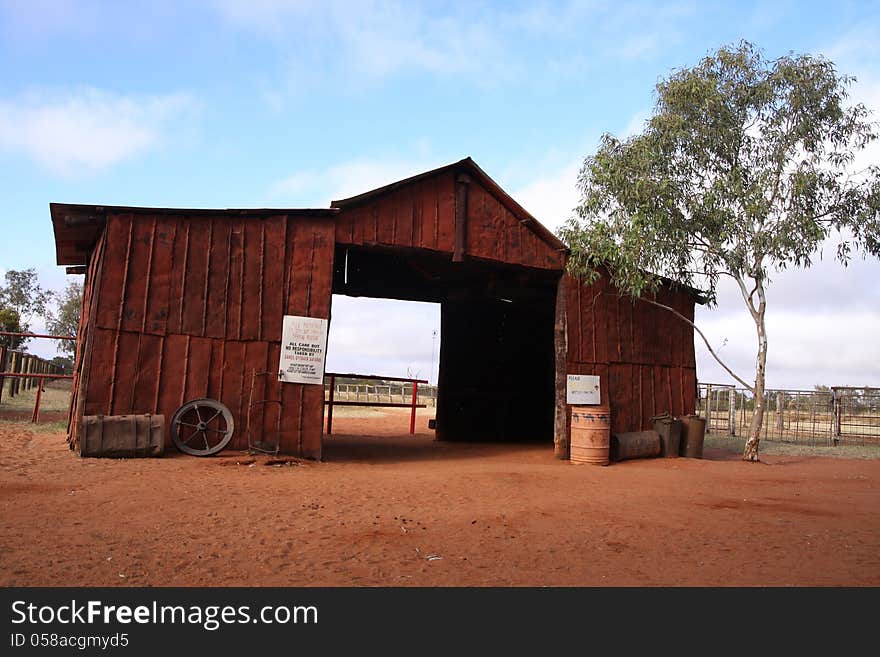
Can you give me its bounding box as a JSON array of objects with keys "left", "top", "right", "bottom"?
[{"left": 635, "top": 295, "right": 756, "bottom": 393}]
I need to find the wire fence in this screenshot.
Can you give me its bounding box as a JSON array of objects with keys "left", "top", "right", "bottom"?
[
  {"left": 697, "top": 383, "right": 880, "bottom": 446},
  {"left": 325, "top": 382, "right": 438, "bottom": 408}
]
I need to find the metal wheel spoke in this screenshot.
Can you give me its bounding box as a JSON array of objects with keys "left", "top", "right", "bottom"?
[
  {"left": 182, "top": 428, "right": 202, "bottom": 445},
  {"left": 171, "top": 398, "right": 235, "bottom": 457}
]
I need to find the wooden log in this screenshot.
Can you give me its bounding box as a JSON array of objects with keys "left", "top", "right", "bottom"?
[{"left": 554, "top": 274, "right": 569, "bottom": 459}]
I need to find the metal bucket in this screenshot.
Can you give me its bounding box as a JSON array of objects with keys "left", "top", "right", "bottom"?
[
  {"left": 610, "top": 430, "right": 661, "bottom": 462},
  {"left": 651, "top": 413, "right": 682, "bottom": 457},
  {"left": 570, "top": 405, "right": 611, "bottom": 465},
  {"left": 679, "top": 415, "right": 707, "bottom": 458}
]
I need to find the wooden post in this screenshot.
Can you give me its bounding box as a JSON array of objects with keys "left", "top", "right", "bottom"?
[
  {"left": 728, "top": 388, "right": 737, "bottom": 436},
  {"left": 326, "top": 374, "right": 335, "bottom": 435},
  {"left": 553, "top": 275, "right": 569, "bottom": 459},
  {"left": 0, "top": 344, "right": 6, "bottom": 404},
  {"left": 31, "top": 379, "right": 44, "bottom": 423},
  {"left": 776, "top": 391, "right": 784, "bottom": 431},
  {"left": 410, "top": 381, "right": 418, "bottom": 434},
  {"left": 705, "top": 384, "right": 713, "bottom": 434},
  {"left": 10, "top": 351, "right": 19, "bottom": 398},
  {"left": 453, "top": 174, "right": 470, "bottom": 262},
  {"left": 832, "top": 388, "right": 841, "bottom": 446}
]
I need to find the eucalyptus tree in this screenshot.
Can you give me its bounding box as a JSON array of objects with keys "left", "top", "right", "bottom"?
[{"left": 561, "top": 41, "right": 879, "bottom": 461}]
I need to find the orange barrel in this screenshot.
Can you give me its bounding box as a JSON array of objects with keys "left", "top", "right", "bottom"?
[
  {"left": 679, "top": 415, "right": 707, "bottom": 458},
  {"left": 570, "top": 405, "right": 611, "bottom": 465}
]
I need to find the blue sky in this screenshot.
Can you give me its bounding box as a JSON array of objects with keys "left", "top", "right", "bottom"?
[{"left": 1, "top": 0, "right": 878, "bottom": 388}]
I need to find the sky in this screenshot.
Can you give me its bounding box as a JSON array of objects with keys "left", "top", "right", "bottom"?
[{"left": 0, "top": 0, "right": 878, "bottom": 389}]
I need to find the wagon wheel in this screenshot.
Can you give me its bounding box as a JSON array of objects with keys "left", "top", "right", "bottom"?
[{"left": 170, "top": 398, "right": 235, "bottom": 456}]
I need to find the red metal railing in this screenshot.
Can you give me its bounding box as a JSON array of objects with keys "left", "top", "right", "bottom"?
[
  {"left": 0, "top": 331, "right": 75, "bottom": 422},
  {"left": 323, "top": 372, "right": 428, "bottom": 435}
]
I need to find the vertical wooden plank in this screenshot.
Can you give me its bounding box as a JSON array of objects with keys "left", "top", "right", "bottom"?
[
  {"left": 132, "top": 333, "right": 162, "bottom": 414},
  {"left": 240, "top": 220, "right": 262, "bottom": 341},
  {"left": 146, "top": 219, "right": 177, "bottom": 336},
  {"left": 110, "top": 331, "right": 140, "bottom": 415},
  {"left": 181, "top": 217, "right": 209, "bottom": 336},
  {"left": 81, "top": 327, "right": 116, "bottom": 415},
  {"left": 225, "top": 222, "right": 244, "bottom": 341},
  {"left": 204, "top": 219, "right": 231, "bottom": 339},
  {"left": 436, "top": 172, "right": 456, "bottom": 253},
  {"left": 262, "top": 216, "right": 286, "bottom": 342},
  {"left": 220, "top": 341, "right": 246, "bottom": 448},
  {"left": 185, "top": 336, "right": 212, "bottom": 402},
  {"left": 157, "top": 334, "right": 187, "bottom": 429},
  {"left": 242, "top": 340, "right": 269, "bottom": 450},
  {"left": 95, "top": 215, "right": 131, "bottom": 330}
]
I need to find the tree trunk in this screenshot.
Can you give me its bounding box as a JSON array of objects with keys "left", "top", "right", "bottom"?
[{"left": 743, "top": 294, "right": 767, "bottom": 462}]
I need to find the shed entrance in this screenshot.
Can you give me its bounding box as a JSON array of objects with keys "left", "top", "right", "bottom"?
[{"left": 331, "top": 244, "right": 559, "bottom": 443}]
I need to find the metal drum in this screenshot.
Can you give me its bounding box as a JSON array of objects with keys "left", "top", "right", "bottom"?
[
  {"left": 679, "top": 415, "right": 707, "bottom": 458},
  {"left": 651, "top": 413, "right": 682, "bottom": 457},
  {"left": 570, "top": 405, "right": 611, "bottom": 465},
  {"left": 610, "top": 430, "right": 661, "bottom": 462}
]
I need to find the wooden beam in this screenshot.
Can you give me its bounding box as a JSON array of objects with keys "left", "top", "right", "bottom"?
[
  {"left": 65, "top": 266, "right": 88, "bottom": 275},
  {"left": 453, "top": 173, "right": 470, "bottom": 262}
]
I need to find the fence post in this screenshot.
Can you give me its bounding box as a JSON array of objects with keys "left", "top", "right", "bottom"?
[
  {"left": 728, "top": 388, "right": 736, "bottom": 435},
  {"left": 776, "top": 392, "right": 784, "bottom": 431},
  {"left": 410, "top": 381, "right": 418, "bottom": 434},
  {"left": 0, "top": 344, "right": 6, "bottom": 404},
  {"left": 705, "top": 384, "right": 713, "bottom": 433},
  {"left": 10, "top": 352, "right": 19, "bottom": 398},
  {"left": 832, "top": 389, "right": 841, "bottom": 446}
]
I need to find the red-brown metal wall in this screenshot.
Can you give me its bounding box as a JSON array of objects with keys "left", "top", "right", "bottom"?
[
  {"left": 564, "top": 272, "right": 697, "bottom": 435},
  {"left": 334, "top": 171, "right": 565, "bottom": 270},
  {"left": 75, "top": 212, "right": 334, "bottom": 458}
]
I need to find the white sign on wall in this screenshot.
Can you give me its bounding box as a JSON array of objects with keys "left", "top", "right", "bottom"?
[
  {"left": 278, "top": 315, "right": 328, "bottom": 385},
  {"left": 567, "top": 374, "right": 601, "bottom": 405}
]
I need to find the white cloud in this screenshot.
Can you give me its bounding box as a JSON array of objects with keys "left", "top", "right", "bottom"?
[
  {"left": 0, "top": 87, "right": 198, "bottom": 177},
  {"left": 212, "top": 0, "right": 512, "bottom": 82},
  {"left": 268, "top": 154, "right": 451, "bottom": 206},
  {"left": 326, "top": 296, "right": 441, "bottom": 384},
  {"left": 512, "top": 158, "right": 582, "bottom": 235},
  {"left": 210, "top": 0, "right": 697, "bottom": 94}
]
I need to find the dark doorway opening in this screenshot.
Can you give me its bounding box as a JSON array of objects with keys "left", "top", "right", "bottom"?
[{"left": 330, "top": 244, "right": 560, "bottom": 444}]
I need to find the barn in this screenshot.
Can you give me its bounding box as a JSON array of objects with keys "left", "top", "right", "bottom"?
[{"left": 51, "top": 157, "right": 698, "bottom": 460}]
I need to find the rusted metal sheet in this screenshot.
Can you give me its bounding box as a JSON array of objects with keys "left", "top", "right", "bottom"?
[{"left": 80, "top": 414, "right": 164, "bottom": 458}]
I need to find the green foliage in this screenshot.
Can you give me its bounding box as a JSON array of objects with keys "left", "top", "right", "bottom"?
[
  {"left": 0, "top": 269, "right": 55, "bottom": 351},
  {"left": 0, "top": 307, "right": 25, "bottom": 349},
  {"left": 560, "top": 40, "right": 880, "bottom": 304},
  {"left": 0, "top": 269, "right": 54, "bottom": 322},
  {"left": 46, "top": 281, "right": 82, "bottom": 357},
  {"left": 50, "top": 355, "right": 74, "bottom": 375}
]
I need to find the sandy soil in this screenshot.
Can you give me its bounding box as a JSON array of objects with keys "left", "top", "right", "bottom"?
[{"left": 1, "top": 407, "right": 878, "bottom": 587}]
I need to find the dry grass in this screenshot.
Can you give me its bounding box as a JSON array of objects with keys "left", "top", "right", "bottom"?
[{"left": 704, "top": 433, "right": 880, "bottom": 459}]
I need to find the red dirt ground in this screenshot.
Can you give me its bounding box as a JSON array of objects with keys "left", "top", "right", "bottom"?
[{"left": 1, "top": 408, "right": 878, "bottom": 586}]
